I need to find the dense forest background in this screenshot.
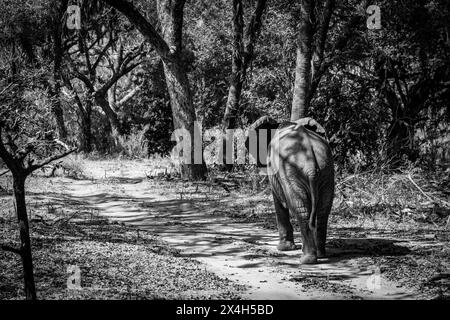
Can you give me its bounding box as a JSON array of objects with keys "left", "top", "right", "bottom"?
[{"left": 0, "top": 0, "right": 449, "bottom": 172}]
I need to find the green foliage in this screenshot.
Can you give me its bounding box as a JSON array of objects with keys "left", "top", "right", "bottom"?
[
  {"left": 0, "top": 0, "right": 448, "bottom": 169},
  {"left": 185, "top": 0, "right": 232, "bottom": 127},
  {"left": 0, "top": 65, "right": 65, "bottom": 161},
  {"left": 124, "top": 59, "right": 174, "bottom": 156}
]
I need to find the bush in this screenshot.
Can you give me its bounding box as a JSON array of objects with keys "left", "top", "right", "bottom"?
[{"left": 114, "top": 129, "right": 149, "bottom": 159}]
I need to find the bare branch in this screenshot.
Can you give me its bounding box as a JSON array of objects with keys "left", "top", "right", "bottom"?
[
  {"left": 92, "top": 34, "right": 115, "bottom": 71},
  {"left": 0, "top": 82, "right": 16, "bottom": 97},
  {"left": 117, "top": 83, "right": 143, "bottom": 106},
  {"left": 408, "top": 174, "right": 450, "bottom": 207},
  {"left": 1, "top": 245, "right": 21, "bottom": 256},
  {"left": 54, "top": 139, "right": 71, "bottom": 151},
  {"left": 101, "top": 0, "right": 174, "bottom": 62},
  {"left": 0, "top": 169, "right": 10, "bottom": 177},
  {"left": 80, "top": 35, "right": 94, "bottom": 77},
  {"left": 26, "top": 148, "right": 77, "bottom": 174},
  {"left": 99, "top": 61, "right": 141, "bottom": 94},
  {"left": 72, "top": 70, "right": 95, "bottom": 92}
]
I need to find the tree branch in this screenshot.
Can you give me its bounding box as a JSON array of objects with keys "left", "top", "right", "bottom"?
[
  {"left": 1, "top": 245, "right": 21, "bottom": 256},
  {"left": 80, "top": 35, "right": 94, "bottom": 77},
  {"left": 99, "top": 61, "right": 141, "bottom": 94},
  {"left": 92, "top": 31, "right": 115, "bottom": 71},
  {"left": 72, "top": 70, "right": 95, "bottom": 92},
  {"left": 172, "top": 0, "right": 186, "bottom": 52},
  {"left": 243, "top": 0, "right": 267, "bottom": 63},
  {"left": 309, "top": 0, "right": 366, "bottom": 101},
  {"left": 312, "top": 0, "right": 334, "bottom": 79},
  {"left": 0, "top": 169, "right": 10, "bottom": 177},
  {"left": 0, "top": 126, "right": 17, "bottom": 172},
  {"left": 117, "top": 83, "right": 143, "bottom": 106},
  {"left": 101, "top": 0, "right": 174, "bottom": 62},
  {"left": 26, "top": 148, "right": 77, "bottom": 174}
]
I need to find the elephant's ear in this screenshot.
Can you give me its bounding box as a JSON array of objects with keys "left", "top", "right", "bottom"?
[{"left": 245, "top": 116, "right": 279, "bottom": 167}]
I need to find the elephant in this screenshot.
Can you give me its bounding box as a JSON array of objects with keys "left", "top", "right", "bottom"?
[
  {"left": 244, "top": 116, "right": 279, "bottom": 167},
  {"left": 246, "top": 116, "right": 335, "bottom": 264}
]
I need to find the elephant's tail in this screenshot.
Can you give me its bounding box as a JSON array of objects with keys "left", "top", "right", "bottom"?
[{"left": 308, "top": 176, "right": 318, "bottom": 231}]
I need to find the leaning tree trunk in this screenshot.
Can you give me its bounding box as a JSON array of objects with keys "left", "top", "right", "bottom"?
[
  {"left": 13, "top": 175, "right": 36, "bottom": 300},
  {"left": 291, "top": 0, "right": 315, "bottom": 121},
  {"left": 157, "top": 0, "right": 206, "bottom": 180}
]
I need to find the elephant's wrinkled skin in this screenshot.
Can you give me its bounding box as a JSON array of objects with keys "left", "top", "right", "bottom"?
[{"left": 267, "top": 119, "right": 335, "bottom": 264}]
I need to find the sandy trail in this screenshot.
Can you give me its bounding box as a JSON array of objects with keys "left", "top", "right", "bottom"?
[{"left": 54, "top": 163, "right": 422, "bottom": 300}]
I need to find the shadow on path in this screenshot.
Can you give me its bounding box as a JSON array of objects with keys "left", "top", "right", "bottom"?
[{"left": 59, "top": 179, "right": 417, "bottom": 300}]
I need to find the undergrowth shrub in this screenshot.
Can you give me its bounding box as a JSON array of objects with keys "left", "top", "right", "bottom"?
[
  {"left": 115, "top": 129, "right": 149, "bottom": 159},
  {"left": 334, "top": 167, "right": 450, "bottom": 226},
  {"left": 59, "top": 155, "right": 86, "bottom": 179}
]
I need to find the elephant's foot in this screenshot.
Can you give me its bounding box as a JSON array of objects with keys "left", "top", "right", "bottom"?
[
  {"left": 299, "top": 254, "right": 318, "bottom": 264},
  {"left": 277, "top": 240, "right": 299, "bottom": 251}
]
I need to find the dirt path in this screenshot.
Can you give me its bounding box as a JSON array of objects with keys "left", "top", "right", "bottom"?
[{"left": 50, "top": 163, "right": 426, "bottom": 300}]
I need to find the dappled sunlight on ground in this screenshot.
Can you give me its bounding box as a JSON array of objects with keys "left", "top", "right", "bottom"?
[{"left": 1, "top": 159, "right": 448, "bottom": 299}]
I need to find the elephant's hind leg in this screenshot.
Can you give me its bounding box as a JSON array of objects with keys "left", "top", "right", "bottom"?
[
  {"left": 272, "top": 192, "right": 297, "bottom": 251},
  {"left": 298, "top": 219, "right": 318, "bottom": 264},
  {"left": 316, "top": 184, "right": 334, "bottom": 258},
  {"left": 284, "top": 183, "right": 317, "bottom": 264}
]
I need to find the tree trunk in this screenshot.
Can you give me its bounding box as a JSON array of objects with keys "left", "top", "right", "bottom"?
[
  {"left": 385, "top": 103, "right": 420, "bottom": 167},
  {"left": 51, "top": 74, "right": 67, "bottom": 140},
  {"left": 18, "top": 26, "right": 36, "bottom": 65},
  {"left": 51, "top": 0, "right": 68, "bottom": 140},
  {"left": 80, "top": 104, "right": 92, "bottom": 153},
  {"left": 222, "top": 67, "right": 244, "bottom": 131},
  {"left": 222, "top": 0, "right": 245, "bottom": 132},
  {"left": 157, "top": 0, "right": 206, "bottom": 180},
  {"left": 220, "top": 0, "right": 245, "bottom": 170},
  {"left": 386, "top": 120, "right": 414, "bottom": 166},
  {"left": 222, "top": 0, "right": 267, "bottom": 130},
  {"left": 51, "top": 90, "right": 67, "bottom": 140},
  {"left": 162, "top": 61, "right": 206, "bottom": 179},
  {"left": 13, "top": 175, "right": 36, "bottom": 300},
  {"left": 220, "top": 0, "right": 267, "bottom": 170},
  {"left": 95, "top": 94, "right": 123, "bottom": 135},
  {"left": 100, "top": 0, "right": 207, "bottom": 180},
  {"left": 291, "top": 0, "right": 315, "bottom": 121}
]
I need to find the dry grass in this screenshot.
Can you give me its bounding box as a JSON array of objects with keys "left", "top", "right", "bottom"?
[
  {"left": 0, "top": 168, "right": 245, "bottom": 300},
  {"left": 1, "top": 157, "right": 448, "bottom": 299},
  {"left": 333, "top": 167, "right": 450, "bottom": 228}
]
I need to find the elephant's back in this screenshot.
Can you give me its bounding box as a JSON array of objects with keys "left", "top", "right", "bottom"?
[{"left": 269, "top": 124, "right": 332, "bottom": 170}]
